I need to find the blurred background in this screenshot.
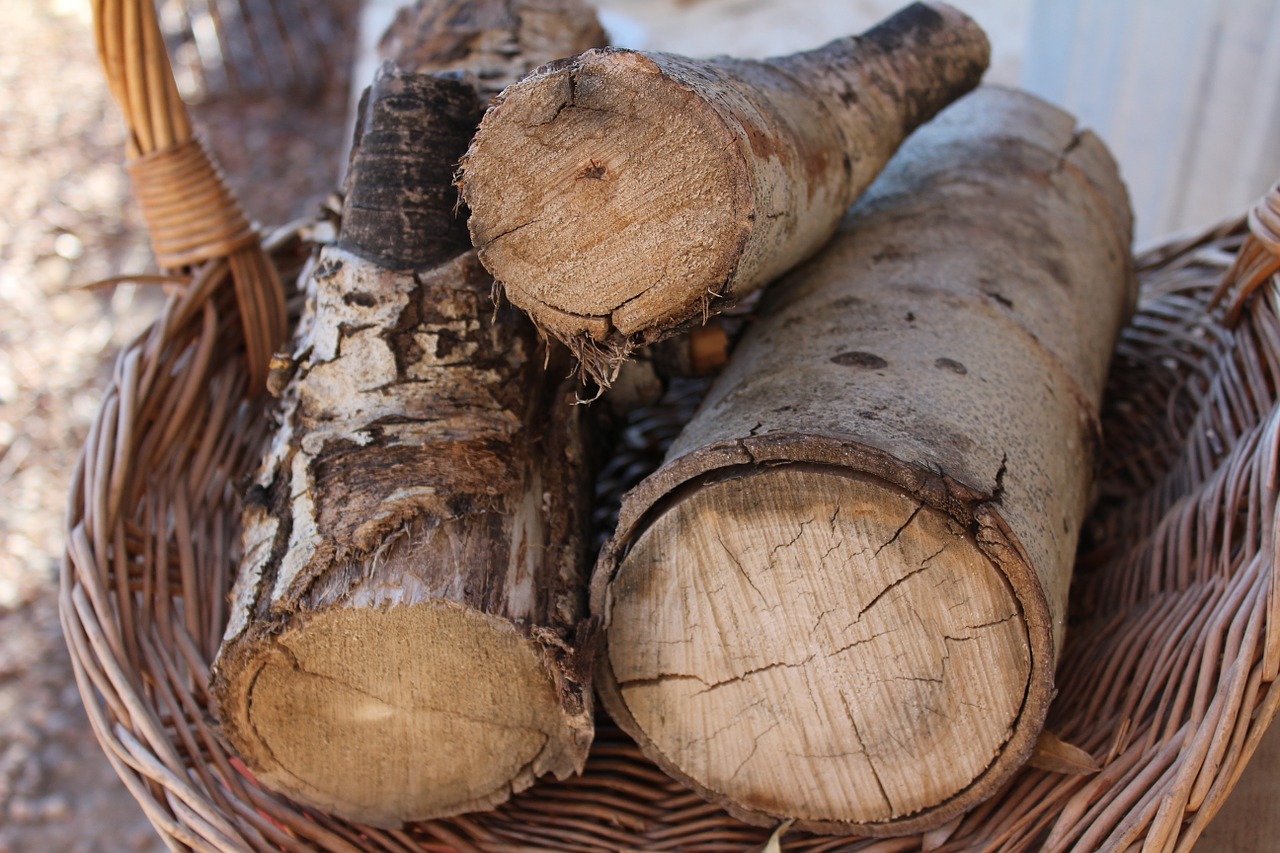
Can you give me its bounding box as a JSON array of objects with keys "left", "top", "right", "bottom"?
[{"left": 0, "top": 0, "right": 1276, "bottom": 849}]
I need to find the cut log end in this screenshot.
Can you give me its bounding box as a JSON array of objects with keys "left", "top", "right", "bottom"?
[
  {"left": 461, "top": 48, "right": 750, "bottom": 376},
  {"left": 215, "top": 603, "right": 587, "bottom": 827},
  {"left": 598, "top": 467, "right": 1033, "bottom": 830}
]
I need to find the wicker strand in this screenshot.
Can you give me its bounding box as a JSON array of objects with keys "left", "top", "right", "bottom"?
[
  {"left": 125, "top": 138, "right": 258, "bottom": 267},
  {"left": 93, "top": 0, "right": 285, "bottom": 388},
  {"left": 1214, "top": 182, "right": 1280, "bottom": 324}
]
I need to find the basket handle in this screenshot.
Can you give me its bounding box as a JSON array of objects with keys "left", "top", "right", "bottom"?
[
  {"left": 92, "top": 0, "right": 287, "bottom": 388},
  {"left": 1214, "top": 182, "right": 1280, "bottom": 324}
]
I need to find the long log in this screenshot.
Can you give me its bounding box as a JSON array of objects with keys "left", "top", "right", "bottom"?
[
  {"left": 591, "top": 86, "right": 1136, "bottom": 835},
  {"left": 210, "top": 63, "right": 600, "bottom": 832},
  {"left": 458, "top": 1, "right": 989, "bottom": 382}
]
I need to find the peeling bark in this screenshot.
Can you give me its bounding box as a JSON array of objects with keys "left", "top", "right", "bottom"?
[
  {"left": 591, "top": 87, "right": 1136, "bottom": 835},
  {"left": 211, "top": 64, "right": 595, "bottom": 827}
]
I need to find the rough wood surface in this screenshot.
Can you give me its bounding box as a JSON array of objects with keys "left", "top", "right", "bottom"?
[
  {"left": 591, "top": 86, "right": 1136, "bottom": 835},
  {"left": 338, "top": 67, "right": 476, "bottom": 269},
  {"left": 380, "top": 0, "right": 607, "bottom": 102},
  {"left": 210, "top": 65, "right": 594, "bottom": 827},
  {"left": 458, "top": 1, "right": 989, "bottom": 382}
]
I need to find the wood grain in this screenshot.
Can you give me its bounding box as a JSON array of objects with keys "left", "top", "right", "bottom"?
[{"left": 610, "top": 468, "right": 1029, "bottom": 823}]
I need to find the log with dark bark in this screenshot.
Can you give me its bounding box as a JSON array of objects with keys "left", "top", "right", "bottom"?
[
  {"left": 591, "top": 87, "right": 1136, "bottom": 835},
  {"left": 458, "top": 1, "right": 990, "bottom": 382},
  {"left": 210, "top": 64, "right": 596, "bottom": 827},
  {"left": 380, "top": 0, "right": 607, "bottom": 102}
]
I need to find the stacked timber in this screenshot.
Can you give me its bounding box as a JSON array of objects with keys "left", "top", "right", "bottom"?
[{"left": 210, "top": 0, "right": 1138, "bottom": 838}]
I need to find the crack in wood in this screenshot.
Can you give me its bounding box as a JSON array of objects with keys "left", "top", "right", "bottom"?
[
  {"left": 872, "top": 500, "right": 924, "bottom": 558},
  {"left": 839, "top": 691, "right": 894, "bottom": 817},
  {"left": 717, "top": 531, "right": 765, "bottom": 602}
]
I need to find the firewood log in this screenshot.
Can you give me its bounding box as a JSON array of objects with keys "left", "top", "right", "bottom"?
[
  {"left": 211, "top": 1, "right": 607, "bottom": 826},
  {"left": 458, "top": 2, "right": 990, "bottom": 383},
  {"left": 380, "top": 0, "right": 607, "bottom": 102},
  {"left": 591, "top": 86, "right": 1136, "bottom": 835}
]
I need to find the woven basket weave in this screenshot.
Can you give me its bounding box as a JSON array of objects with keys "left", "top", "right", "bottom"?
[{"left": 62, "top": 1, "right": 1280, "bottom": 850}]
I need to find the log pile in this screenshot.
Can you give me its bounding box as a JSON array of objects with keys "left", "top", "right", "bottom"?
[{"left": 210, "top": 0, "right": 1140, "bottom": 838}]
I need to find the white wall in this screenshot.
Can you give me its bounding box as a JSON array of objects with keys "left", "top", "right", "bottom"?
[{"left": 1022, "top": 0, "right": 1280, "bottom": 243}]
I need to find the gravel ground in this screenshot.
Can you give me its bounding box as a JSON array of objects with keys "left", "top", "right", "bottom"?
[{"left": 0, "top": 2, "right": 355, "bottom": 849}]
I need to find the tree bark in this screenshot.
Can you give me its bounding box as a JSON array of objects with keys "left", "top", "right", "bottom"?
[
  {"left": 458, "top": 1, "right": 990, "bottom": 383},
  {"left": 210, "top": 64, "right": 596, "bottom": 827},
  {"left": 591, "top": 86, "right": 1136, "bottom": 835},
  {"left": 380, "top": 0, "right": 607, "bottom": 103}
]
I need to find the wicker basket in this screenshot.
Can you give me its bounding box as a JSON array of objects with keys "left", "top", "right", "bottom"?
[{"left": 62, "top": 1, "right": 1280, "bottom": 850}]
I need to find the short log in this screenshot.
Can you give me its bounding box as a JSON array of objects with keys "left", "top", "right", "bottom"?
[{"left": 458, "top": 1, "right": 990, "bottom": 382}]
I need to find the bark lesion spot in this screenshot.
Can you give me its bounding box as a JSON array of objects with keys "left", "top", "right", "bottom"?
[
  {"left": 831, "top": 351, "right": 889, "bottom": 369},
  {"left": 577, "top": 160, "right": 607, "bottom": 180},
  {"left": 982, "top": 289, "right": 1013, "bottom": 309},
  {"left": 1055, "top": 130, "right": 1086, "bottom": 173},
  {"left": 342, "top": 291, "right": 378, "bottom": 308},
  {"left": 991, "top": 452, "right": 1008, "bottom": 502}
]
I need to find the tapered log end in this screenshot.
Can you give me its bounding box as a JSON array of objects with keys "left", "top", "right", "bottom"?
[
  {"left": 865, "top": 2, "right": 991, "bottom": 135},
  {"left": 213, "top": 603, "right": 591, "bottom": 826},
  {"left": 596, "top": 467, "right": 1041, "bottom": 834},
  {"left": 340, "top": 67, "right": 483, "bottom": 271},
  {"left": 460, "top": 47, "right": 752, "bottom": 384},
  {"left": 863, "top": 2, "right": 991, "bottom": 73},
  {"left": 460, "top": 5, "right": 991, "bottom": 387}
]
